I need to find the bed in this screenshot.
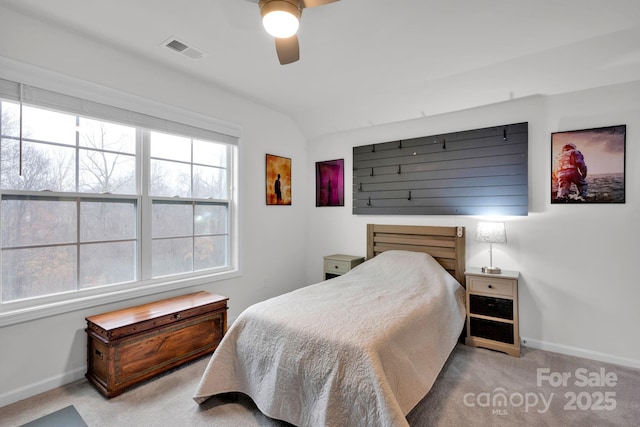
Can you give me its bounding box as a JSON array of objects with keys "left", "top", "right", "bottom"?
[{"left": 193, "top": 224, "right": 466, "bottom": 426}]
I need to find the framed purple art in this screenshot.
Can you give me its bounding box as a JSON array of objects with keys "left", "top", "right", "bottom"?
[{"left": 315, "top": 159, "right": 344, "bottom": 207}]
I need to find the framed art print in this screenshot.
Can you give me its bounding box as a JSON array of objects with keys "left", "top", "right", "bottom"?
[
  {"left": 266, "top": 154, "right": 291, "bottom": 205},
  {"left": 551, "top": 125, "right": 625, "bottom": 204},
  {"left": 316, "top": 159, "right": 344, "bottom": 207}
]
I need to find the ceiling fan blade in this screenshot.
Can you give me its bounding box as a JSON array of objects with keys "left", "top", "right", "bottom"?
[
  {"left": 301, "top": 0, "right": 339, "bottom": 8},
  {"left": 275, "top": 35, "right": 300, "bottom": 64}
]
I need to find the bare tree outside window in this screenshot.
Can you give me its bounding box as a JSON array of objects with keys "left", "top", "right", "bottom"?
[
  {"left": 0, "top": 102, "right": 138, "bottom": 301},
  {"left": 78, "top": 118, "right": 135, "bottom": 194},
  {"left": 1, "top": 98, "right": 232, "bottom": 303}
]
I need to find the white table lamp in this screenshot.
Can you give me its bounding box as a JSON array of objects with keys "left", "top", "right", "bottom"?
[{"left": 476, "top": 222, "right": 507, "bottom": 274}]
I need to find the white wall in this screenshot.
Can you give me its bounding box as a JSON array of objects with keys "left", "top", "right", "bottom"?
[
  {"left": 306, "top": 82, "right": 640, "bottom": 369},
  {"left": 0, "top": 8, "right": 310, "bottom": 406}
]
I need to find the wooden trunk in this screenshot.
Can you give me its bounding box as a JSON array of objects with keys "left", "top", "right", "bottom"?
[{"left": 85, "top": 291, "right": 228, "bottom": 397}]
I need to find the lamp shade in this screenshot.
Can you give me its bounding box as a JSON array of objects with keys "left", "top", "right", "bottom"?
[
  {"left": 475, "top": 222, "right": 507, "bottom": 244},
  {"left": 260, "top": 0, "right": 301, "bottom": 38}
]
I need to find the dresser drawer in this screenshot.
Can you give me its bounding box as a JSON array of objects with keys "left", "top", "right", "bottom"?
[
  {"left": 468, "top": 276, "right": 514, "bottom": 297},
  {"left": 323, "top": 259, "right": 352, "bottom": 274},
  {"left": 469, "top": 294, "right": 513, "bottom": 320},
  {"left": 470, "top": 317, "right": 515, "bottom": 344}
]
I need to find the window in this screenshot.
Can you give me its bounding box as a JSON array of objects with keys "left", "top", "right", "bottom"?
[
  {"left": 1, "top": 196, "right": 137, "bottom": 301},
  {"left": 149, "top": 131, "right": 230, "bottom": 278},
  {"left": 0, "top": 76, "right": 238, "bottom": 313}
]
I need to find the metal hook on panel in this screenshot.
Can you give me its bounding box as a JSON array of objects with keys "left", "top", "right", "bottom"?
[
  {"left": 408, "top": 191, "right": 412, "bottom": 201},
  {"left": 397, "top": 165, "right": 401, "bottom": 174},
  {"left": 398, "top": 140, "right": 403, "bottom": 149},
  {"left": 370, "top": 167, "right": 374, "bottom": 177},
  {"left": 442, "top": 138, "right": 447, "bottom": 150},
  {"left": 367, "top": 197, "right": 371, "bottom": 206},
  {"left": 358, "top": 182, "right": 363, "bottom": 192},
  {"left": 371, "top": 144, "right": 376, "bottom": 153},
  {"left": 503, "top": 127, "right": 508, "bottom": 141}
]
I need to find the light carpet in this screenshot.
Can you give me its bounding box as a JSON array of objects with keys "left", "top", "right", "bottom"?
[{"left": 1, "top": 344, "right": 638, "bottom": 426}]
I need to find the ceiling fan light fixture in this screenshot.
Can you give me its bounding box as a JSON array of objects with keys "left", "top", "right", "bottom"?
[{"left": 259, "top": 0, "right": 301, "bottom": 38}]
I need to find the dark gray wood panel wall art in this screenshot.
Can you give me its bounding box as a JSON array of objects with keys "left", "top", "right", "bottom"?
[{"left": 353, "top": 122, "right": 528, "bottom": 216}]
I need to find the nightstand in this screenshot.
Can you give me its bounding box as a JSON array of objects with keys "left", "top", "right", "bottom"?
[
  {"left": 465, "top": 268, "right": 520, "bottom": 357},
  {"left": 323, "top": 254, "right": 365, "bottom": 280}
]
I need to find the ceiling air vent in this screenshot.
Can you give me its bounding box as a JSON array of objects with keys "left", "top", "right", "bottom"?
[{"left": 162, "top": 37, "right": 207, "bottom": 60}]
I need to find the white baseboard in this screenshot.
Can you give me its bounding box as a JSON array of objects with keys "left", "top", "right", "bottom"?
[
  {"left": 522, "top": 336, "right": 640, "bottom": 370},
  {"left": 0, "top": 367, "right": 86, "bottom": 408}
]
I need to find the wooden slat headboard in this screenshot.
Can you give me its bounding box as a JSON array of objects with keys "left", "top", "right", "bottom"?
[{"left": 367, "top": 224, "right": 466, "bottom": 285}]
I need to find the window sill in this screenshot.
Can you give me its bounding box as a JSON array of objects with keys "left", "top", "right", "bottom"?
[{"left": 0, "top": 269, "right": 240, "bottom": 327}]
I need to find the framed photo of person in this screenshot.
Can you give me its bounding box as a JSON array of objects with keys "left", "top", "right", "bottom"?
[
  {"left": 551, "top": 125, "right": 625, "bottom": 204},
  {"left": 316, "top": 159, "right": 345, "bottom": 207},
  {"left": 266, "top": 154, "right": 292, "bottom": 205}
]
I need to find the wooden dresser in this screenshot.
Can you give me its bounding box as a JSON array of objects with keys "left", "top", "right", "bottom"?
[
  {"left": 323, "top": 254, "right": 365, "bottom": 280},
  {"left": 465, "top": 269, "right": 520, "bottom": 357},
  {"left": 85, "top": 291, "right": 228, "bottom": 397}
]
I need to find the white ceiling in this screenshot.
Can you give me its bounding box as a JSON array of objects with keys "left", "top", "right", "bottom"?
[{"left": 2, "top": 0, "right": 640, "bottom": 139}]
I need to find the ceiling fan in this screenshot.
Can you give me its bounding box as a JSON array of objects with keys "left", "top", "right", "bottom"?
[{"left": 249, "top": 0, "right": 340, "bottom": 65}]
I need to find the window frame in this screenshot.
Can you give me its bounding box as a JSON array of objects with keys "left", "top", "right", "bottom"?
[{"left": 0, "top": 58, "right": 241, "bottom": 327}]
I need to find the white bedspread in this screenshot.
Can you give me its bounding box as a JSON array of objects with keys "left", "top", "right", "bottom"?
[{"left": 193, "top": 250, "right": 466, "bottom": 426}]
